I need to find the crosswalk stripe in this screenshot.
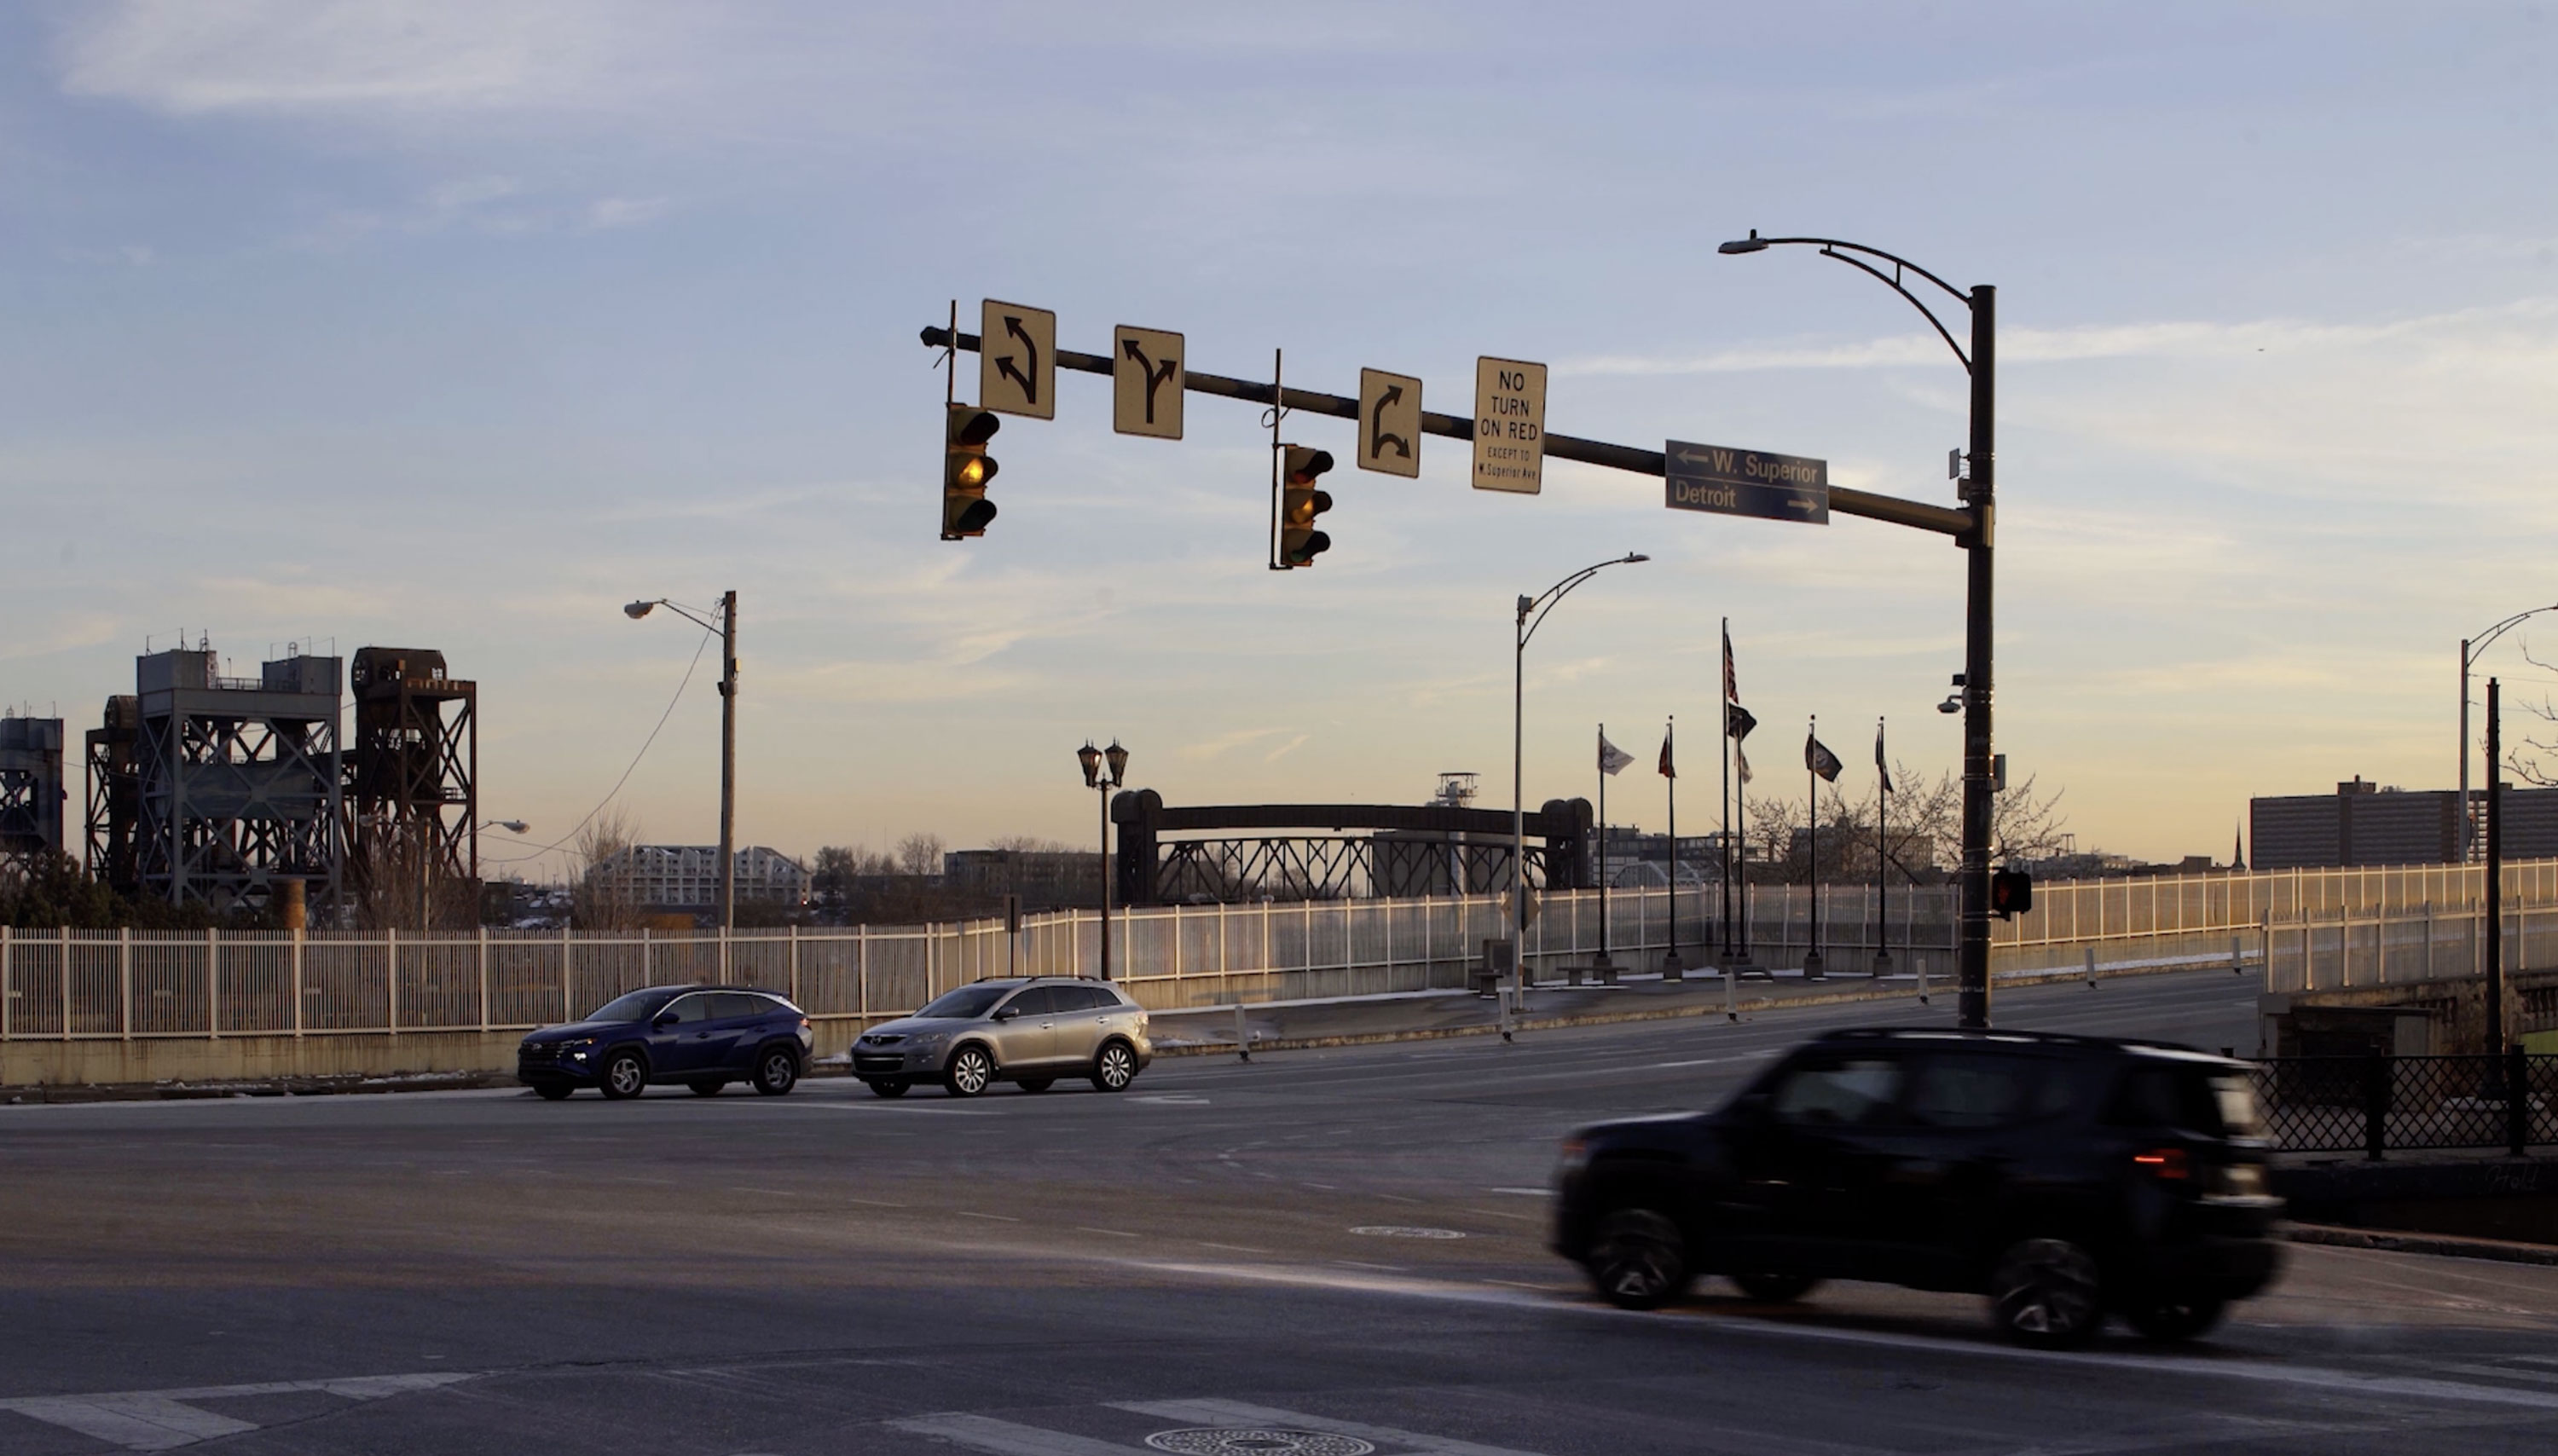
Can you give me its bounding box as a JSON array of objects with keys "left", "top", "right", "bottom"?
[
  {"left": 888, "top": 1413, "right": 1149, "bottom": 1456},
  {"left": 0, "top": 1371, "right": 474, "bottom": 1452}
]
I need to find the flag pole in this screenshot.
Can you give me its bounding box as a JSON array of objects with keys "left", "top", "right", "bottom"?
[
  {"left": 1875, "top": 715, "right": 1892, "bottom": 977},
  {"left": 1596, "top": 724, "right": 1610, "bottom": 971},
  {"left": 1664, "top": 715, "right": 1681, "bottom": 979},
  {"left": 1805, "top": 714, "right": 1825, "bottom": 980},
  {"left": 1720, "top": 618, "right": 1733, "bottom": 966}
]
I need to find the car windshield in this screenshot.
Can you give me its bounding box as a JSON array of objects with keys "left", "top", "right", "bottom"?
[
  {"left": 587, "top": 989, "right": 677, "bottom": 1024},
  {"left": 914, "top": 985, "right": 1012, "bottom": 1020},
  {"left": 2211, "top": 1073, "right": 2267, "bottom": 1139}
]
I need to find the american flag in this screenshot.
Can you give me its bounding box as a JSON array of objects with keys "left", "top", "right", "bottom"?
[{"left": 1722, "top": 622, "right": 1738, "bottom": 703}]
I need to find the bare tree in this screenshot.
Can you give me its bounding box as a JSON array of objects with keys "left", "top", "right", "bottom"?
[
  {"left": 986, "top": 835, "right": 1079, "bottom": 855},
  {"left": 2503, "top": 642, "right": 2558, "bottom": 786},
  {"left": 894, "top": 831, "right": 946, "bottom": 879},
  {"left": 1740, "top": 764, "right": 2064, "bottom": 883},
  {"left": 571, "top": 804, "right": 645, "bottom": 930}
]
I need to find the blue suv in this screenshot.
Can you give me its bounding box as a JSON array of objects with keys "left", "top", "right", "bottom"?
[{"left": 518, "top": 985, "right": 814, "bottom": 1101}]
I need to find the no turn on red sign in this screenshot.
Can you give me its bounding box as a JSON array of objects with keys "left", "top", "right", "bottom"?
[{"left": 1472, "top": 356, "right": 1546, "bottom": 494}]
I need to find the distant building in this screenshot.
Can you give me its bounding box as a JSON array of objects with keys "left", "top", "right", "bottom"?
[
  {"left": 2248, "top": 777, "right": 2558, "bottom": 870},
  {"left": 585, "top": 845, "right": 808, "bottom": 915},
  {"left": 941, "top": 848, "right": 1102, "bottom": 910}
]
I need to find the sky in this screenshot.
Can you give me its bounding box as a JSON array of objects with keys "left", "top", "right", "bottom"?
[{"left": 3, "top": 1, "right": 2556, "bottom": 881}]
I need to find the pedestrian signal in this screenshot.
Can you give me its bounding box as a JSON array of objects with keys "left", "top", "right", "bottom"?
[
  {"left": 942, "top": 404, "right": 1001, "bottom": 540},
  {"left": 1276, "top": 444, "right": 1334, "bottom": 568},
  {"left": 1990, "top": 868, "right": 2034, "bottom": 920}
]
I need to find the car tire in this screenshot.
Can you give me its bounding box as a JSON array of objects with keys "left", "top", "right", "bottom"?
[
  {"left": 866, "top": 1078, "right": 911, "bottom": 1099},
  {"left": 751, "top": 1046, "right": 799, "bottom": 1096},
  {"left": 1990, "top": 1237, "right": 2106, "bottom": 1349},
  {"left": 1018, "top": 1078, "right": 1054, "bottom": 1094},
  {"left": 687, "top": 1079, "right": 726, "bottom": 1096},
  {"left": 1090, "top": 1040, "right": 1138, "bottom": 1093},
  {"left": 532, "top": 1083, "right": 574, "bottom": 1101},
  {"left": 945, "top": 1044, "right": 994, "bottom": 1098},
  {"left": 1731, "top": 1272, "right": 1821, "bottom": 1303},
  {"left": 599, "top": 1049, "right": 648, "bottom": 1101},
  {"left": 1587, "top": 1208, "right": 1691, "bottom": 1311},
  {"left": 2126, "top": 1295, "right": 2225, "bottom": 1343}
]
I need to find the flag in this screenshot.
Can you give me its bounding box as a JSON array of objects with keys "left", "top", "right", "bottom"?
[
  {"left": 1658, "top": 730, "right": 1675, "bottom": 779},
  {"left": 1807, "top": 734, "right": 1843, "bottom": 783},
  {"left": 1875, "top": 721, "right": 1893, "bottom": 794},
  {"left": 1722, "top": 623, "right": 1739, "bottom": 704},
  {"left": 1736, "top": 742, "right": 1752, "bottom": 784},
  {"left": 1725, "top": 702, "right": 1756, "bottom": 741},
  {"left": 1599, "top": 731, "right": 1634, "bottom": 777}
]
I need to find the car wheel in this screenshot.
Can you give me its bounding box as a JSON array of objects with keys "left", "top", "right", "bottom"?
[
  {"left": 1587, "top": 1208, "right": 1691, "bottom": 1311},
  {"left": 866, "top": 1078, "right": 911, "bottom": 1099},
  {"left": 945, "top": 1044, "right": 993, "bottom": 1098},
  {"left": 599, "top": 1050, "right": 648, "bottom": 1101},
  {"left": 687, "top": 1079, "right": 726, "bottom": 1096},
  {"left": 1731, "top": 1272, "right": 1821, "bottom": 1303},
  {"left": 1990, "top": 1237, "right": 2105, "bottom": 1349},
  {"left": 532, "top": 1083, "right": 574, "bottom": 1101},
  {"left": 2127, "top": 1295, "right": 2225, "bottom": 1343},
  {"left": 751, "top": 1046, "right": 799, "bottom": 1096},
  {"left": 1090, "top": 1040, "right": 1137, "bottom": 1093},
  {"left": 1018, "top": 1078, "right": 1054, "bottom": 1094}
]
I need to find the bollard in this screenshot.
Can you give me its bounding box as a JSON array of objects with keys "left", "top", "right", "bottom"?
[
  {"left": 2086, "top": 946, "right": 2098, "bottom": 990},
  {"left": 1236, "top": 1002, "right": 1252, "bottom": 1063},
  {"left": 2232, "top": 933, "right": 2245, "bottom": 976},
  {"left": 1724, "top": 968, "right": 1737, "bottom": 1023},
  {"left": 1916, "top": 955, "right": 1929, "bottom": 1005}
]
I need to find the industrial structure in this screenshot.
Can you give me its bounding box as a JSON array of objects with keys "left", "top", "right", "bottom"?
[
  {"left": 1108, "top": 788, "right": 1596, "bottom": 904},
  {"left": 82, "top": 696, "right": 138, "bottom": 890},
  {"left": 119, "top": 646, "right": 345, "bottom": 912},
  {"left": 346, "top": 646, "right": 478, "bottom": 920},
  {"left": 0, "top": 715, "right": 66, "bottom": 878}
]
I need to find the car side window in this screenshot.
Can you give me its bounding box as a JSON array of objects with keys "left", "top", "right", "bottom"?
[
  {"left": 660, "top": 994, "right": 715, "bottom": 1025},
  {"left": 1907, "top": 1054, "right": 2041, "bottom": 1130},
  {"left": 1061, "top": 985, "right": 1114, "bottom": 1012},
  {"left": 709, "top": 993, "right": 765, "bottom": 1020},
  {"left": 1769, "top": 1056, "right": 1904, "bottom": 1127},
  {"left": 2105, "top": 1066, "right": 2225, "bottom": 1134},
  {"left": 1003, "top": 987, "right": 1059, "bottom": 1018}
]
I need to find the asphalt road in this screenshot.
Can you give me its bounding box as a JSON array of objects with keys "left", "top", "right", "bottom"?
[{"left": 6, "top": 969, "right": 2558, "bottom": 1455}]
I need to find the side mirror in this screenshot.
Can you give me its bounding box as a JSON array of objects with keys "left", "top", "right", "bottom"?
[
  {"left": 993, "top": 1006, "right": 1021, "bottom": 1021},
  {"left": 653, "top": 1014, "right": 678, "bottom": 1030}
]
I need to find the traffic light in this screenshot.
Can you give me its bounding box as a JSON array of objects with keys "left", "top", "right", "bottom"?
[
  {"left": 942, "top": 404, "right": 1001, "bottom": 540},
  {"left": 1276, "top": 444, "right": 1334, "bottom": 568},
  {"left": 1990, "top": 868, "right": 2034, "bottom": 920}
]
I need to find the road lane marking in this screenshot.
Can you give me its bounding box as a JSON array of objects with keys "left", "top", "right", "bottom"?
[
  {"left": 1077, "top": 1227, "right": 1142, "bottom": 1238},
  {"left": 1487, "top": 1187, "right": 1549, "bottom": 1196},
  {"left": 1113, "top": 1259, "right": 2558, "bottom": 1413},
  {"left": 1115, "top": 1400, "right": 1548, "bottom": 1456},
  {"left": 889, "top": 1412, "right": 1147, "bottom": 1455},
  {"left": 958, "top": 1211, "right": 1022, "bottom": 1222},
  {"left": 0, "top": 1372, "right": 472, "bottom": 1452}
]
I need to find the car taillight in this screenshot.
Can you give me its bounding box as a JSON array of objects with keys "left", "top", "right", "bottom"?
[
  {"left": 2133, "top": 1147, "right": 2191, "bottom": 1182},
  {"left": 798, "top": 1017, "right": 810, "bottom": 1031}
]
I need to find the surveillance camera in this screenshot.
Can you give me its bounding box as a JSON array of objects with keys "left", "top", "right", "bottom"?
[{"left": 1937, "top": 695, "right": 1962, "bottom": 714}]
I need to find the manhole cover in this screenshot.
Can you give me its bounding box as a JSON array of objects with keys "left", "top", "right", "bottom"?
[
  {"left": 1348, "top": 1225, "right": 1465, "bottom": 1239},
  {"left": 1146, "top": 1429, "right": 1375, "bottom": 1456}
]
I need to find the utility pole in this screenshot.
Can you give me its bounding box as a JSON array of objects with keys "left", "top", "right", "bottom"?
[
  {"left": 719, "top": 588, "right": 738, "bottom": 932},
  {"left": 1957, "top": 287, "right": 1997, "bottom": 1030},
  {"left": 2487, "top": 678, "right": 2504, "bottom": 1054}
]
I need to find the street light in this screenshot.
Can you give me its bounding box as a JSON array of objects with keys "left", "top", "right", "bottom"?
[
  {"left": 1722, "top": 228, "right": 1999, "bottom": 1030},
  {"left": 2461, "top": 605, "right": 2558, "bottom": 861},
  {"left": 1511, "top": 553, "right": 1650, "bottom": 1038},
  {"left": 1079, "top": 739, "right": 1130, "bottom": 979},
  {"left": 480, "top": 819, "right": 530, "bottom": 836},
  {"left": 626, "top": 591, "right": 740, "bottom": 929}
]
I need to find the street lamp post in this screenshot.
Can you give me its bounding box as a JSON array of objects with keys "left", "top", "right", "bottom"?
[
  {"left": 1720, "top": 230, "right": 1997, "bottom": 1029},
  {"left": 1512, "top": 553, "right": 1650, "bottom": 1038},
  {"left": 626, "top": 592, "right": 739, "bottom": 929},
  {"left": 2461, "top": 606, "right": 2558, "bottom": 862},
  {"left": 1079, "top": 740, "right": 1129, "bottom": 980}
]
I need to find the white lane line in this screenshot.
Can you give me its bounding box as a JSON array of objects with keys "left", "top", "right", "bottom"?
[
  {"left": 888, "top": 1412, "right": 1145, "bottom": 1455},
  {"left": 0, "top": 1372, "right": 472, "bottom": 1452},
  {"left": 958, "top": 1211, "right": 1021, "bottom": 1222},
  {"left": 1112, "top": 1259, "right": 2558, "bottom": 1413},
  {"left": 1487, "top": 1187, "right": 1550, "bottom": 1196},
  {"left": 1115, "top": 1398, "right": 1548, "bottom": 1456},
  {"left": 1075, "top": 1227, "right": 1141, "bottom": 1239}
]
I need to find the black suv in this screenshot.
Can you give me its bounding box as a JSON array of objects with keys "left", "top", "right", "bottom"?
[
  {"left": 518, "top": 985, "right": 815, "bottom": 1101},
  {"left": 1551, "top": 1028, "right": 2283, "bottom": 1346}
]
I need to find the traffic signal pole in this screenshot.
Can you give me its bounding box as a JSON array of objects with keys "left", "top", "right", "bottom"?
[{"left": 1958, "top": 287, "right": 1996, "bottom": 1030}]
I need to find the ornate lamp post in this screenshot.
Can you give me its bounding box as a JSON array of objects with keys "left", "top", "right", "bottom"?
[{"left": 1079, "top": 740, "right": 1129, "bottom": 979}]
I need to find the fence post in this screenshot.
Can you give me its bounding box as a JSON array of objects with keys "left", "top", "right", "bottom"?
[
  {"left": 789, "top": 923, "right": 801, "bottom": 1006},
  {"left": 560, "top": 925, "right": 573, "bottom": 1024},
  {"left": 477, "top": 927, "right": 490, "bottom": 1033},
  {"left": 2509, "top": 1042, "right": 2532, "bottom": 1158},
  {"left": 290, "top": 927, "right": 304, "bottom": 1037},
  {"left": 385, "top": 927, "right": 397, "bottom": 1037},
  {"left": 2362, "top": 1052, "right": 2390, "bottom": 1162},
  {"left": 0, "top": 924, "right": 9, "bottom": 1042},
  {"left": 721, "top": 925, "right": 732, "bottom": 985},
  {"left": 119, "top": 927, "right": 133, "bottom": 1040},
  {"left": 642, "top": 927, "right": 651, "bottom": 985},
  {"left": 857, "top": 923, "right": 870, "bottom": 1024},
  {"left": 207, "top": 927, "right": 221, "bottom": 1039}
]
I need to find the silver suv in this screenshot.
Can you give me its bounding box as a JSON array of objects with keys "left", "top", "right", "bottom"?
[{"left": 850, "top": 977, "right": 1153, "bottom": 1099}]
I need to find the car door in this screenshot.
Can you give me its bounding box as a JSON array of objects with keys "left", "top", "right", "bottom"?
[
  {"left": 1885, "top": 1049, "right": 2050, "bottom": 1288},
  {"left": 646, "top": 992, "right": 720, "bottom": 1076},
  {"left": 698, "top": 992, "right": 765, "bottom": 1073},
  {"left": 1048, "top": 984, "right": 1114, "bottom": 1068},
  {"left": 1723, "top": 1049, "right": 1909, "bottom": 1278},
  {"left": 987, "top": 986, "right": 1059, "bottom": 1070}
]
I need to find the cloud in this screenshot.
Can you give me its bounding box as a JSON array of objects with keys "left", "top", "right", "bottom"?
[
  {"left": 585, "top": 195, "right": 671, "bottom": 230},
  {"left": 1179, "top": 727, "right": 1291, "bottom": 762}
]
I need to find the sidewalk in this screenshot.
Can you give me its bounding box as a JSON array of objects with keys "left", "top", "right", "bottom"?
[{"left": 1149, "top": 957, "right": 2229, "bottom": 1057}]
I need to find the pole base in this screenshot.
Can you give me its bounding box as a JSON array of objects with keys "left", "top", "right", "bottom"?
[
  {"left": 1803, "top": 950, "right": 1826, "bottom": 982},
  {"left": 1871, "top": 950, "right": 1893, "bottom": 978},
  {"left": 1589, "top": 951, "right": 1618, "bottom": 986},
  {"left": 1662, "top": 948, "right": 1684, "bottom": 982}
]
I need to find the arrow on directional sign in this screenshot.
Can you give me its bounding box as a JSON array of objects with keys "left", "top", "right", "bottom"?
[
  {"left": 994, "top": 315, "right": 1040, "bottom": 407},
  {"left": 1368, "top": 384, "right": 1411, "bottom": 464},
  {"left": 1122, "top": 338, "right": 1178, "bottom": 425}
]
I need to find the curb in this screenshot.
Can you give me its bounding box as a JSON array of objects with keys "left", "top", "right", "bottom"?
[
  {"left": 2286, "top": 1222, "right": 2558, "bottom": 1267},
  {"left": 1154, "top": 957, "right": 2230, "bottom": 1058},
  {"left": 3, "top": 1070, "right": 509, "bottom": 1105}
]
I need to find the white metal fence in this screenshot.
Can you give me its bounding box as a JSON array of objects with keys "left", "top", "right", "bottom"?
[{"left": 9, "top": 858, "right": 2558, "bottom": 1043}]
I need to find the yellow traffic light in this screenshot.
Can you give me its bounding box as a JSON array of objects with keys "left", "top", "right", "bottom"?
[
  {"left": 943, "top": 404, "right": 1001, "bottom": 540},
  {"left": 1277, "top": 444, "right": 1334, "bottom": 568}
]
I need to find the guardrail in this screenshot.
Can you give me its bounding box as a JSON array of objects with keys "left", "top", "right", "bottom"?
[{"left": 2252, "top": 1050, "right": 2557, "bottom": 1158}]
